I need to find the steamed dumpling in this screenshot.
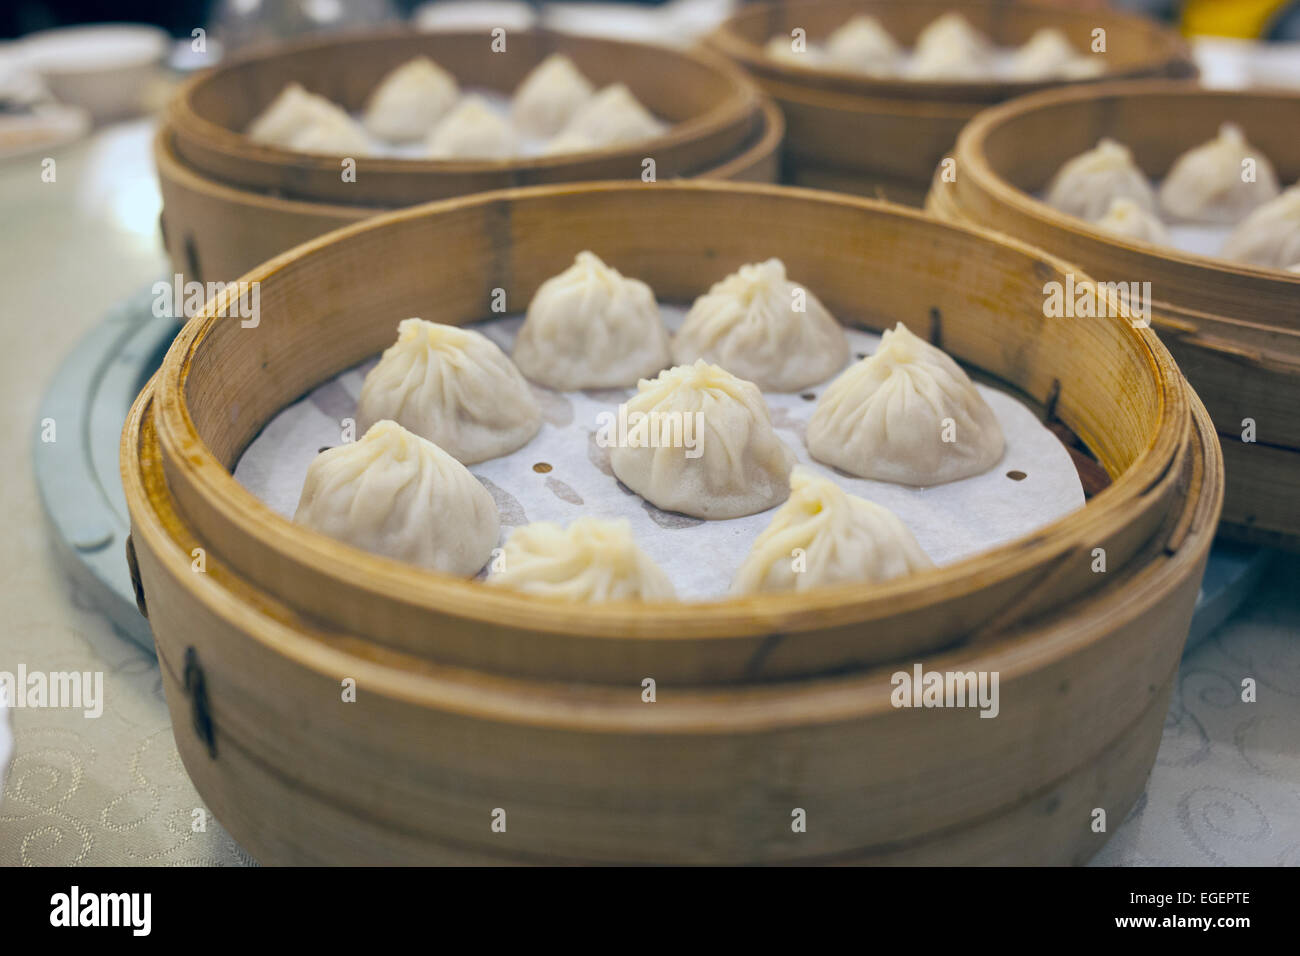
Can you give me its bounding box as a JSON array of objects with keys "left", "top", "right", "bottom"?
[
  {"left": 294, "top": 420, "right": 499, "bottom": 575},
  {"left": 807, "top": 323, "right": 1004, "bottom": 486},
  {"left": 609, "top": 360, "right": 795, "bottom": 519},
  {"left": 824, "top": 15, "right": 900, "bottom": 76},
  {"left": 1046, "top": 138, "right": 1157, "bottom": 222},
  {"left": 363, "top": 57, "right": 459, "bottom": 143},
  {"left": 488, "top": 518, "right": 675, "bottom": 601},
  {"left": 540, "top": 128, "right": 599, "bottom": 156},
  {"left": 427, "top": 95, "right": 516, "bottom": 159},
  {"left": 1008, "top": 28, "right": 1096, "bottom": 82},
  {"left": 558, "top": 83, "right": 665, "bottom": 148},
  {"left": 1159, "top": 123, "right": 1280, "bottom": 224},
  {"left": 671, "top": 259, "right": 849, "bottom": 392},
  {"left": 285, "top": 112, "right": 373, "bottom": 156},
  {"left": 910, "top": 12, "right": 991, "bottom": 80},
  {"left": 1094, "top": 197, "right": 1172, "bottom": 245},
  {"left": 731, "top": 467, "right": 933, "bottom": 594},
  {"left": 247, "top": 83, "right": 370, "bottom": 155},
  {"left": 513, "top": 251, "right": 670, "bottom": 389},
  {"left": 511, "top": 53, "right": 595, "bottom": 138},
  {"left": 357, "top": 318, "right": 541, "bottom": 464},
  {"left": 1221, "top": 184, "right": 1300, "bottom": 269}
]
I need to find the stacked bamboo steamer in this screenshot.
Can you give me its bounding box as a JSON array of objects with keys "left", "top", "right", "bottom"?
[
  {"left": 157, "top": 28, "right": 783, "bottom": 284},
  {"left": 928, "top": 82, "right": 1300, "bottom": 550},
  {"left": 706, "top": 0, "right": 1195, "bottom": 206},
  {"left": 121, "top": 181, "right": 1222, "bottom": 864}
]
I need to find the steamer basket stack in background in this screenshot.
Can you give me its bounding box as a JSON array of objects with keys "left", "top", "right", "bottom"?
[
  {"left": 122, "top": 183, "right": 1223, "bottom": 864},
  {"left": 156, "top": 28, "right": 783, "bottom": 284},
  {"left": 705, "top": 0, "right": 1196, "bottom": 206},
  {"left": 928, "top": 84, "right": 1300, "bottom": 550}
]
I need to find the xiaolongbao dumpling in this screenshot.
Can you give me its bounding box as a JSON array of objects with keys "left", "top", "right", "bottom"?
[
  {"left": 488, "top": 518, "right": 675, "bottom": 601},
  {"left": 1045, "top": 138, "right": 1157, "bottom": 222},
  {"left": 1159, "top": 123, "right": 1280, "bottom": 224},
  {"left": 807, "top": 323, "right": 1004, "bottom": 486},
  {"left": 1221, "top": 184, "right": 1300, "bottom": 269},
  {"left": 731, "top": 467, "right": 933, "bottom": 594},
  {"left": 294, "top": 420, "right": 499, "bottom": 575},
  {"left": 671, "top": 259, "right": 849, "bottom": 392},
  {"left": 910, "top": 12, "right": 991, "bottom": 81},
  {"left": 539, "top": 128, "right": 599, "bottom": 156},
  {"left": 511, "top": 53, "right": 595, "bottom": 138},
  {"left": 357, "top": 319, "right": 541, "bottom": 464},
  {"left": 427, "top": 95, "right": 516, "bottom": 159},
  {"left": 513, "top": 251, "right": 670, "bottom": 389},
  {"left": 1094, "top": 196, "right": 1171, "bottom": 245},
  {"left": 247, "top": 83, "right": 370, "bottom": 155},
  {"left": 363, "top": 56, "right": 459, "bottom": 143},
  {"left": 1008, "top": 28, "right": 1092, "bottom": 82},
  {"left": 558, "top": 83, "right": 665, "bottom": 148},
  {"left": 609, "top": 360, "right": 795, "bottom": 519},
  {"left": 824, "top": 15, "right": 900, "bottom": 76}
]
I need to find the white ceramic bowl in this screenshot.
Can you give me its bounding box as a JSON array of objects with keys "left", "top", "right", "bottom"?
[{"left": 20, "top": 23, "right": 169, "bottom": 123}]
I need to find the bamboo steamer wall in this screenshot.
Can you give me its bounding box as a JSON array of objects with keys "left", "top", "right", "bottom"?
[
  {"left": 927, "top": 82, "right": 1300, "bottom": 550},
  {"left": 156, "top": 98, "right": 783, "bottom": 285},
  {"left": 707, "top": 0, "right": 1195, "bottom": 205},
  {"left": 168, "top": 28, "right": 762, "bottom": 205},
  {"left": 156, "top": 29, "right": 783, "bottom": 284},
  {"left": 121, "top": 182, "right": 1221, "bottom": 864}
]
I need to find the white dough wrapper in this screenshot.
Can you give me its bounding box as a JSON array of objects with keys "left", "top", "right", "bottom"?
[
  {"left": 357, "top": 318, "right": 541, "bottom": 464},
  {"left": 807, "top": 322, "right": 1004, "bottom": 486},
  {"left": 294, "top": 420, "right": 500, "bottom": 575},
  {"left": 609, "top": 360, "right": 796, "bottom": 520}
]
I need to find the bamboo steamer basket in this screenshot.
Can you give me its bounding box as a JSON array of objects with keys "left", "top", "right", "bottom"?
[
  {"left": 167, "top": 28, "right": 762, "bottom": 207},
  {"left": 926, "top": 82, "right": 1300, "bottom": 549},
  {"left": 134, "top": 180, "right": 1198, "bottom": 684},
  {"left": 706, "top": 0, "right": 1195, "bottom": 205},
  {"left": 120, "top": 182, "right": 1221, "bottom": 863},
  {"left": 155, "top": 97, "right": 783, "bottom": 285}
]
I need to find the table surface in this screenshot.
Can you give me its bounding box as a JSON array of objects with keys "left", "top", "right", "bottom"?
[{"left": 0, "top": 119, "right": 1296, "bottom": 867}]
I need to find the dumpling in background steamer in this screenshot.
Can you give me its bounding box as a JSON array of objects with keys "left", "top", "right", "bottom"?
[
  {"left": 285, "top": 111, "right": 373, "bottom": 156},
  {"left": 511, "top": 53, "right": 595, "bottom": 138},
  {"left": 671, "top": 258, "right": 849, "bottom": 392},
  {"left": 513, "top": 251, "right": 670, "bottom": 389},
  {"left": 1094, "top": 196, "right": 1171, "bottom": 245},
  {"left": 1221, "top": 184, "right": 1300, "bottom": 269},
  {"left": 488, "top": 518, "right": 675, "bottom": 601},
  {"left": 293, "top": 420, "right": 499, "bottom": 576},
  {"left": 824, "top": 15, "right": 900, "bottom": 77},
  {"left": 909, "top": 11, "right": 992, "bottom": 81},
  {"left": 731, "top": 467, "right": 933, "bottom": 595},
  {"left": 363, "top": 56, "right": 459, "bottom": 143},
  {"left": 427, "top": 95, "right": 516, "bottom": 159},
  {"left": 609, "top": 360, "right": 796, "bottom": 519},
  {"left": 558, "top": 83, "right": 665, "bottom": 148},
  {"left": 1045, "top": 138, "right": 1157, "bottom": 222},
  {"left": 1008, "top": 28, "right": 1100, "bottom": 82},
  {"left": 357, "top": 318, "right": 541, "bottom": 464},
  {"left": 539, "top": 128, "right": 599, "bottom": 156},
  {"left": 247, "top": 83, "right": 370, "bottom": 154},
  {"left": 1159, "top": 123, "right": 1280, "bottom": 224},
  {"left": 807, "top": 323, "right": 1004, "bottom": 486}
]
